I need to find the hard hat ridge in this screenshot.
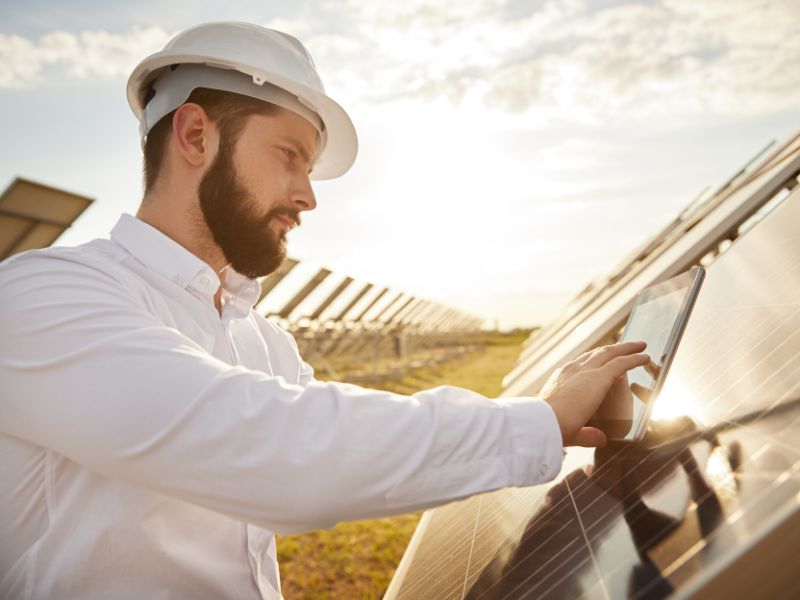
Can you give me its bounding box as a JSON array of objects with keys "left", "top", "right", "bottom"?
[{"left": 127, "top": 21, "right": 357, "bottom": 180}]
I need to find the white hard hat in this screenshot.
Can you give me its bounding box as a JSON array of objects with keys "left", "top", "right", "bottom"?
[{"left": 127, "top": 21, "right": 358, "bottom": 180}]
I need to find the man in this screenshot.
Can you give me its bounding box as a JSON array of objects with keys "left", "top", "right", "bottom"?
[{"left": 0, "top": 22, "right": 648, "bottom": 599}]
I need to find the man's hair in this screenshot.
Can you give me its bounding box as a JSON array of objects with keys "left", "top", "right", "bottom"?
[{"left": 142, "top": 88, "right": 280, "bottom": 194}]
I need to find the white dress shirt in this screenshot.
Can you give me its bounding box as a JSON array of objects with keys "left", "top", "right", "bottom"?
[{"left": 0, "top": 213, "right": 563, "bottom": 600}]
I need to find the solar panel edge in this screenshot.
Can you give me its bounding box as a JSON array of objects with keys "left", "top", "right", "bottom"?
[
  {"left": 672, "top": 498, "right": 800, "bottom": 600},
  {"left": 382, "top": 511, "right": 435, "bottom": 600}
]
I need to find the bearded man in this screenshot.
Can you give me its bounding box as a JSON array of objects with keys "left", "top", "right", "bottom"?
[{"left": 0, "top": 22, "right": 649, "bottom": 599}]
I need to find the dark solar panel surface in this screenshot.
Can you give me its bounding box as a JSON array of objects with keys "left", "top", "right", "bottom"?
[{"left": 385, "top": 185, "right": 800, "bottom": 599}]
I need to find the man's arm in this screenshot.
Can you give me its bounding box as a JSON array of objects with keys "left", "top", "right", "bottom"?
[{"left": 0, "top": 254, "right": 566, "bottom": 533}]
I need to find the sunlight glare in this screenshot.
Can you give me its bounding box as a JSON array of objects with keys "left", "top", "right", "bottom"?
[{"left": 651, "top": 378, "right": 704, "bottom": 422}]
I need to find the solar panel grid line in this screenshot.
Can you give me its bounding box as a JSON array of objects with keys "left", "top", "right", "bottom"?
[
  {"left": 681, "top": 288, "right": 800, "bottom": 394},
  {"left": 394, "top": 501, "right": 490, "bottom": 598},
  {"left": 460, "top": 496, "right": 484, "bottom": 599},
  {"left": 462, "top": 489, "right": 558, "bottom": 582},
  {"left": 679, "top": 305, "right": 800, "bottom": 410},
  {"left": 395, "top": 510, "right": 481, "bottom": 600},
  {"left": 383, "top": 512, "right": 436, "bottom": 599},
  {"left": 503, "top": 150, "right": 800, "bottom": 393},
  {"left": 477, "top": 493, "right": 602, "bottom": 600},
  {"left": 566, "top": 476, "right": 611, "bottom": 600},
  {"left": 701, "top": 323, "right": 800, "bottom": 417},
  {"left": 397, "top": 491, "right": 540, "bottom": 600}
]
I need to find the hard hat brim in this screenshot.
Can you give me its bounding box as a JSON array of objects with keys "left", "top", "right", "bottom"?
[{"left": 127, "top": 52, "right": 358, "bottom": 180}]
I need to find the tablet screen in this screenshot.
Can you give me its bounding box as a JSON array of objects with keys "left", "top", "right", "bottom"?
[{"left": 589, "top": 267, "right": 705, "bottom": 441}]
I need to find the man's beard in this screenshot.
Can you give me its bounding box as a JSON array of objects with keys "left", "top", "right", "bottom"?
[{"left": 197, "top": 138, "right": 299, "bottom": 279}]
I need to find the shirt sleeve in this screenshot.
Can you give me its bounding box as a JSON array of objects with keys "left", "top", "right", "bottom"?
[{"left": 0, "top": 253, "right": 563, "bottom": 534}]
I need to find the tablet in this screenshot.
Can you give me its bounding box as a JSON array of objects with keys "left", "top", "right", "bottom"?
[{"left": 588, "top": 267, "right": 705, "bottom": 442}]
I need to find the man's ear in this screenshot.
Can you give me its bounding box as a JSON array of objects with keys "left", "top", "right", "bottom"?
[{"left": 171, "top": 103, "right": 217, "bottom": 168}]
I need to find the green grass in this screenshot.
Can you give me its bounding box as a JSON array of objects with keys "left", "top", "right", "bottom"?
[{"left": 277, "top": 331, "right": 530, "bottom": 599}]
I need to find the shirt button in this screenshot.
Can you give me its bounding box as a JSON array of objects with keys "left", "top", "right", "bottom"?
[
  {"left": 200, "top": 275, "right": 211, "bottom": 286},
  {"left": 540, "top": 464, "right": 549, "bottom": 476}
]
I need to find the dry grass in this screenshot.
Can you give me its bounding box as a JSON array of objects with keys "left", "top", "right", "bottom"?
[{"left": 277, "top": 331, "right": 530, "bottom": 599}]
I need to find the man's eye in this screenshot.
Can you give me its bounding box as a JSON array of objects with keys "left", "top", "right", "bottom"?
[{"left": 279, "top": 147, "right": 295, "bottom": 159}]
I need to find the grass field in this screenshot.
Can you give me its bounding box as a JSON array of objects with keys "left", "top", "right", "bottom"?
[{"left": 277, "top": 331, "right": 530, "bottom": 599}]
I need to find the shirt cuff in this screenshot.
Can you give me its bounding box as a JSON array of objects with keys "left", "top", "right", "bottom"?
[{"left": 495, "top": 396, "right": 565, "bottom": 486}]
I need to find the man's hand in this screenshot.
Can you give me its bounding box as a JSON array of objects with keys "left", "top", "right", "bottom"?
[{"left": 539, "top": 341, "right": 649, "bottom": 448}]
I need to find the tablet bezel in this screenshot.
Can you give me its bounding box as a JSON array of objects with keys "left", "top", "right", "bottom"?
[{"left": 589, "top": 266, "right": 706, "bottom": 443}]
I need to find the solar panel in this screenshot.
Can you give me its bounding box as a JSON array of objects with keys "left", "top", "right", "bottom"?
[
  {"left": 509, "top": 136, "right": 794, "bottom": 381},
  {"left": 385, "top": 168, "right": 800, "bottom": 599},
  {"left": 0, "top": 177, "right": 92, "bottom": 260},
  {"left": 503, "top": 133, "right": 800, "bottom": 396}
]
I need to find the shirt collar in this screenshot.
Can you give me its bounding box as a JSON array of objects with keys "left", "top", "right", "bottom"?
[{"left": 110, "top": 214, "right": 261, "bottom": 316}]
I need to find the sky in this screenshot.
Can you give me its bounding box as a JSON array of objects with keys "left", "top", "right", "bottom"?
[{"left": 1, "top": 0, "right": 799, "bottom": 329}]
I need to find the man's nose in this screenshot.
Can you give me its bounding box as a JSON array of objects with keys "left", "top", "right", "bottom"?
[{"left": 291, "top": 174, "right": 317, "bottom": 212}]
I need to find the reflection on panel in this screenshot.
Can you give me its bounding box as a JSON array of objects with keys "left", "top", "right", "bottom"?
[{"left": 386, "top": 172, "right": 800, "bottom": 598}]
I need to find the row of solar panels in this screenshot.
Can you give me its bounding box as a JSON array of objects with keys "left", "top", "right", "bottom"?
[
  {"left": 253, "top": 256, "right": 483, "bottom": 334},
  {"left": 386, "top": 128, "right": 800, "bottom": 599}
]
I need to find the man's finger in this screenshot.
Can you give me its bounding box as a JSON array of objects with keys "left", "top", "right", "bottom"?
[
  {"left": 582, "top": 341, "right": 647, "bottom": 369},
  {"left": 602, "top": 352, "right": 651, "bottom": 380}
]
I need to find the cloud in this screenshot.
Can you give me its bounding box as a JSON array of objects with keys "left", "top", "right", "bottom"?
[
  {"left": 2, "top": 0, "right": 798, "bottom": 118},
  {"left": 336, "top": 0, "right": 800, "bottom": 118},
  {"left": 0, "top": 26, "right": 170, "bottom": 88}
]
